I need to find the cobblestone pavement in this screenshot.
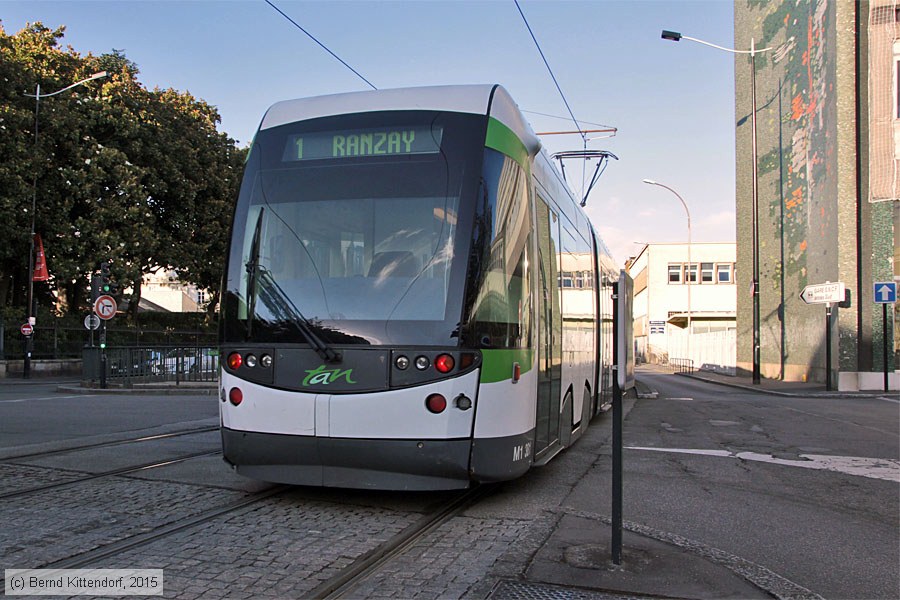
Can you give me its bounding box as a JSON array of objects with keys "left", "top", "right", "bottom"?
[
  {"left": 0, "top": 463, "right": 85, "bottom": 495},
  {"left": 1, "top": 474, "right": 249, "bottom": 569},
  {"left": 2, "top": 412, "right": 612, "bottom": 599},
  {"left": 95, "top": 491, "right": 434, "bottom": 598}
]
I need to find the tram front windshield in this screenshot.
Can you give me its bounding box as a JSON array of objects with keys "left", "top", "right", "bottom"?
[{"left": 223, "top": 112, "right": 483, "bottom": 346}]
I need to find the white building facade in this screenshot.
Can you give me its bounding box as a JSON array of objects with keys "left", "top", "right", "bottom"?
[
  {"left": 627, "top": 243, "right": 737, "bottom": 372},
  {"left": 140, "top": 270, "right": 208, "bottom": 313}
]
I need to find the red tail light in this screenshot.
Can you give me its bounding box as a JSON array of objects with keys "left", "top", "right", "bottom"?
[
  {"left": 434, "top": 354, "right": 455, "bottom": 373},
  {"left": 227, "top": 352, "right": 243, "bottom": 370},
  {"left": 229, "top": 387, "right": 243, "bottom": 406},
  {"left": 425, "top": 394, "right": 447, "bottom": 414}
]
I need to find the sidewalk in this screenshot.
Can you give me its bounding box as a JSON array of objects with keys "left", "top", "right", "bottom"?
[{"left": 635, "top": 362, "right": 897, "bottom": 399}]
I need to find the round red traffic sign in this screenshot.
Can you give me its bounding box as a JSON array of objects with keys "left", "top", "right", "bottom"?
[
  {"left": 93, "top": 294, "right": 117, "bottom": 320},
  {"left": 20, "top": 323, "right": 33, "bottom": 336}
]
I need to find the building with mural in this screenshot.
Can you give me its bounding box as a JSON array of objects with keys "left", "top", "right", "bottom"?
[{"left": 735, "top": 0, "right": 898, "bottom": 390}]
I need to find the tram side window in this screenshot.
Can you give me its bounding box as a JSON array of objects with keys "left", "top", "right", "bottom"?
[{"left": 465, "top": 149, "right": 533, "bottom": 349}]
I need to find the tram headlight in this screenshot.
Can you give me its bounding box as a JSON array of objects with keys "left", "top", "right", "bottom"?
[
  {"left": 415, "top": 356, "right": 430, "bottom": 370},
  {"left": 260, "top": 354, "right": 273, "bottom": 368},
  {"left": 245, "top": 354, "right": 258, "bottom": 368},
  {"left": 395, "top": 355, "right": 410, "bottom": 370}
]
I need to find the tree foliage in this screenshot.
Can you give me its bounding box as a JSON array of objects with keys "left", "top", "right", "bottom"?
[{"left": 0, "top": 21, "right": 246, "bottom": 320}]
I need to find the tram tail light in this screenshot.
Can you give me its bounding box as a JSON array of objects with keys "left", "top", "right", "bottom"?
[
  {"left": 425, "top": 394, "right": 447, "bottom": 414},
  {"left": 229, "top": 387, "right": 243, "bottom": 406},
  {"left": 434, "top": 354, "right": 455, "bottom": 373},
  {"left": 227, "top": 352, "right": 243, "bottom": 370}
]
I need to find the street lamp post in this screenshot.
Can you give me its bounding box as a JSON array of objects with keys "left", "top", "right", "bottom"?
[
  {"left": 643, "top": 180, "right": 692, "bottom": 368},
  {"left": 22, "top": 71, "right": 107, "bottom": 378},
  {"left": 660, "top": 29, "right": 770, "bottom": 384}
]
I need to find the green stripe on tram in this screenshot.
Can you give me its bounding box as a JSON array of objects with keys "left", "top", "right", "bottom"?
[
  {"left": 480, "top": 349, "right": 534, "bottom": 383},
  {"left": 485, "top": 118, "right": 529, "bottom": 169}
]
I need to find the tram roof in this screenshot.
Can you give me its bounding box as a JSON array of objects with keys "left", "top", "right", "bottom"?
[{"left": 260, "top": 84, "right": 541, "bottom": 157}]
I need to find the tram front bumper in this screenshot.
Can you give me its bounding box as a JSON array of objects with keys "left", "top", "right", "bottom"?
[{"left": 221, "top": 427, "right": 473, "bottom": 491}]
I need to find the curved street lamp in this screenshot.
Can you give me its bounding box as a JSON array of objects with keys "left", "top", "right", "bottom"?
[
  {"left": 643, "top": 179, "right": 692, "bottom": 369},
  {"left": 22, "top": 71, "right": 107, "bottom": 378},
  {"left": 660, "top": 29, "right": 768, "bottom": 385}
]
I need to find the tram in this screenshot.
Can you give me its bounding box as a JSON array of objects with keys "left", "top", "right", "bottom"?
[{"left": 219, "top": 84, "right": 628, "bottom": 490}]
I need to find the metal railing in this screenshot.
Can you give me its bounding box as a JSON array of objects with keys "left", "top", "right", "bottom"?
[
  {"left": 670, "top": 358, "right": 695, "bottom": 374},
  {"left": 83, "top": 346, "right": 219, "bottom": 387},
  {"left": 1, "top": 318, "right": 216, "bottom": 361}
]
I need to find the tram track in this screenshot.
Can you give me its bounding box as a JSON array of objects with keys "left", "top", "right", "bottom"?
[
  {"left": 0, "top": 449, "right": 223, "bottom": 500},
  {"left": 0, "top": 425, "right": 219, "bottom": 463},
  {"left": 311, "top": 483, "right": 499, "bottom": 599},
  {"left": 2, "top": 478, "right": 497, "bottom": 596},
  {"left": 0, "top": 484, "right": 291, "bottom": 591}
]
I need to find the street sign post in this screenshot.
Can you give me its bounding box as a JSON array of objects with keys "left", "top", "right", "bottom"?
[
  {"left": 800, "top": 281, "right": 845, "bottom": 304},
  {"left": 874, "top": 282, "right": 897, "bottom": 304},
  {"left": 874, "top": 282, "right": 897, "bottom": 392},
  {"left": 800, "top": 282, "right": 845, "bottom": 391},
  {"left": 93, "top": 294, "right": 117, "bottom": 320},
  {"left": 83, "top": 314, "right": 100, "bottom": 330}
]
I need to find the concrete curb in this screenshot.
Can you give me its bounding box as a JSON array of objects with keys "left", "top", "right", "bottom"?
[
  {"left": 57, "top": 384, "right": 218, "bottom": 396},
  {"left": 675, "top": 371, "right": 890, "bottom": 399}
]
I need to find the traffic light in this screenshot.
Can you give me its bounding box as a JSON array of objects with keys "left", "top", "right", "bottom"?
[
  {"left": 100, "top": 262, "right": 111, "bottom": 294},
  {"left": 90, "top": 274, "right": 101, "bottom": 301}
]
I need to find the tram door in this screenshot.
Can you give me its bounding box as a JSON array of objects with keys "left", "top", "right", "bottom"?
[{"left": 534, "top": 197, "right": 562, "bottom": 458}]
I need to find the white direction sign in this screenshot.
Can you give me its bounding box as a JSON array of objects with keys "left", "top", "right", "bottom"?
[
  {"left": 800, "top": 281, "right": 845, "bottom": 305},
  {"left": 874, "top": 282, "right": 897, "bottom": 304},
  {"left": 93, "top": 295, "right": 117, "bottom": 320}
]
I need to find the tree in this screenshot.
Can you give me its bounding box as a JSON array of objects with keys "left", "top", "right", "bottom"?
[{"left": 0, "top": 20, "right": 244, "bottom": 320}]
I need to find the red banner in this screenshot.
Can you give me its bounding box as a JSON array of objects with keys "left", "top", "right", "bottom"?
[{"left": 32, "top": 234, "right": 49, "bottom": 282}]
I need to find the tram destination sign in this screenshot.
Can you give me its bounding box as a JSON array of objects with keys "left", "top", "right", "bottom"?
[
  {"left": 282, "top": 126, "right": 443, "bottom": 162},
  {"left": 800, "top": 281, "right": 845, "bottom": 305}
]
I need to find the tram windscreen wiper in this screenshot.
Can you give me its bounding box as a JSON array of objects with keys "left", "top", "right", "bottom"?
[
  {"left": 245, "top": 208, "right": 265, "bottom": 339},
  {"left": 255, "top": 267, "right": 342, "bottom": 364}
]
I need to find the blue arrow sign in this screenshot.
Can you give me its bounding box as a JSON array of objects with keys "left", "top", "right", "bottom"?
[{"left": 874, "top": 282, "right": 897, "bottom": 304}]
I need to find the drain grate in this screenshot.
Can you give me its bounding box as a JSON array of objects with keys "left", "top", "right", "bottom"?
[{"left": 487, "top": 579, "right": 656, "bottom": 600}]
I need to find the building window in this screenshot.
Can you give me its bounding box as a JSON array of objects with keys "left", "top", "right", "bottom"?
[
  {"left": 197, "top": 290, "right": 207, "bottom": 304},
  {"left": 717, "top": 263, "right": 733, "bottom": 283},
  {"left": 700, "top": 262, "right": 714, "bottom": 283},
  {"left": 685, "top": 263, "right": 697, "bottom": 283},
  {"left": 668, "top": 264, "right": 681, "bottom": 284}
]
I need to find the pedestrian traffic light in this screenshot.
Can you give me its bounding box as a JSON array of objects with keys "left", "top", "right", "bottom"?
[{"left": 100, "top": 262, "right": 111, "bottom": 294}]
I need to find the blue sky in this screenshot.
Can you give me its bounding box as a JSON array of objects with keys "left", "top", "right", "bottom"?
[{"left": 1, "top": 0, "right": 737, "bottom": 265}]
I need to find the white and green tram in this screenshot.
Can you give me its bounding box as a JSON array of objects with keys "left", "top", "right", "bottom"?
[{"left": 220, "top": 84, "right": 625, "bottom": 490}]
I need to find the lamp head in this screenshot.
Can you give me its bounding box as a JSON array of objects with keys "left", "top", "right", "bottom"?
[
  {"left": 661, "top": 30, "right": 682, "bottom": 42},
  {"left": 642, "top": 179, "right": 658, "bottom": 185}
]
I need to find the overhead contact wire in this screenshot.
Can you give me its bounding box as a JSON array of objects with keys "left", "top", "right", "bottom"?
[
  {"left": 514, "top": 0, "right": 584, "bottom": 144},
  {"left": 264, "top": 0, "right": 377, "bottom": 90}
]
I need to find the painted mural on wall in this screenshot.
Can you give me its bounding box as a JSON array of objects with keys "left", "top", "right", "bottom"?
[{"left": 754, "top": 0, "right": 837, "bottom": 293}]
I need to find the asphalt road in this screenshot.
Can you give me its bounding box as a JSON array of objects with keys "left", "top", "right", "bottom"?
[
  {"left": 623, "top": 370, "right": 900, "bottom": 599},
  {"left": 0, "top": 380, "right": 217, "bottom": 448}
]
